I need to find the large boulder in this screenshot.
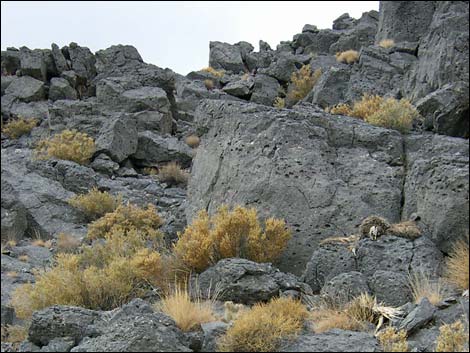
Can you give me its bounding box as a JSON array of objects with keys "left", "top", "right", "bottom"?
[
  {"left": 250, "top": 74, "right": 281, "bottom": 106},
  {"left": 95, "top": 117, "right": 138, "bottom": 163},
  {"left": 209, "top": 41, "right": 246, "bottom": 73},
  {"left": 196, "top": 258, "right": 312, "bottom": 305},
  {"left": 5, "top": 76, "right": 45, "bottom": 102},
  {"left": 49, "top": 77, "right": 77, "bottom": 101},
  {"left": 320, "top": 271, "right": 371, "bottom": 305},
  {"left": 18, "top": 48, "right": 48, "bottom": 82},
  {"left": 1, "top": 49, "right": 21, "bottom": 75}
]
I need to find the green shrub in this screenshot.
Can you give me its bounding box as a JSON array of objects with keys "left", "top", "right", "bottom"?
[
  {"left": 68, "top": 188, "right": 122, "bottom": 221},
  {"left": 2, "top": 117, "right": 38, "bottom": 139},
  {"left": 87, "top": 203, "right": 163, "bottom": 241},
  {"left": 35, "top": 129, "right": 96, "bottom": 165},
  {"left": 287, "top": 65, "right": 321, "bottom": 103},
  {"left": 218, "top": 297, "right": 308, "bottom": 352},
  {"left": 174, "top": 205, "right": 291, "bottom": 273}
]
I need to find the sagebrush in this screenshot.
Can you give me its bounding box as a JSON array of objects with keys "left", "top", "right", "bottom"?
[
  {"left": 35, "top": 129, "right": 96, "bottom": 165},
  {"left": 218, "top": 297, "right": 308, "bottom": 352},
  {"left": 336, "top": 50, "right": 359, "bottom": 64},
  {"left": 174, "top": 205, "right": 291, "bottom": 272},
  {"left": 287, "top": 65, "right": 322, "bottom": 103},
  {"left": 435, "top": 320, "right": 468, "bottom": 352},
  {"left": 68, "top": 188, "right": 122, "bottom": 221},
  {"left": 2, "top": 117, "right": 38, "bottom": 139},
  {"left": 377, "top": 327, "right": 409, "bottom": 352},
  {"left": 158, "top": 162, "right": 189, "bottom": 186},
  {"left": 201, "top": 67, "right": 225, "bottom": 78}
]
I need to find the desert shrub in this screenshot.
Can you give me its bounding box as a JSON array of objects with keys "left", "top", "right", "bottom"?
[
  {"left": 201, "top": 67, "right": 225, "bottom": 78},
  {"left": 366, "top": 98, "right": 420, "bottom": 133},
  {"left": 379, "top": 39, "right": 395, "bottom": 48},
  {"left": 2, "top": 117, "right": 38, "bottom": 139},
  {"left": 35, "top": 129, "right": 96, "bottom": 165},
  {"left": 157, "top": 284, "right": 215, "bottom": 332},
  {"left": 435, "top": 320, "right": 468, "bottom": 352},
  {"left": 1, "top": 324, "right": 29, "bottom": 348},
  {"left": 335, "top": 50, "right": 360, "bottom": 64},
  {"left": 158, "top": 162, "right": 189, "bottom": 186},
  {"left": 273, "top": 96, "right": 285, "bottom": 108},
  {"left": 444, "top": 238, "right": 469, "bottom": 291},
  {"left": 68, "top": 188, "right": 122, "bottom": 221},
  {"left": 11, "top": 228, "right": 164, "bottom": 318},
  {"left": 185, "top": 135, "right": 200, "bottom": 148},
  {"left": 326, "top": 103, "right": 352, "bottom": 116},
  {"left": 311, "top": 308, "right": 365, "bottom": 333},
  {"left": 87, "top": 203, "right": 163, "bottom": 241},
  {"left": 56, "top": 233, "right": 81, "bottom": 253},
  {"left": 408, "top": 271, "right": 445, "bottom": 305},
  {"left": 174, "top": 205, "right": 291, "bottom": 272},
  {"left": 218, "top": 297, "right": 308, "bottom": 352},
  {"left": 287, "top": 65, "right": 321, "bottom": 103},
  {"left": 377, "top": 327, "right": 408, "bottom": 352},
  {"left": 204, "top": 79, "right": 214, "bottom": 90},
  {"left": 345, "top": 293, "right": 378, "bottom": 324}
]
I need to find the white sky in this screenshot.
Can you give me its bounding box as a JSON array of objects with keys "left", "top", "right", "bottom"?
[{"left": 1, "top": 1, "right": 379, "bottom": 75}]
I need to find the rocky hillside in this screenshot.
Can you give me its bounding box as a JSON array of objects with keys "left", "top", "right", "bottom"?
[{"left": 1, "top": 1, "right": 469, "bottom": 352}]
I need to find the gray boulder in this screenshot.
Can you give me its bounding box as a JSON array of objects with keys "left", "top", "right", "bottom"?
[
  {"left": 398, "top": 297, "right": 436, "bottom": 335},
  {"left": 250, "top": 74, "right": 281, "bottom": 106},
  {"left": 280, "top": 329, "right": 379, "bottom": 352},
  {"left": 89, "top": 153, "right": 120, "bottom": 176},
  {"left": 222, "top": 77, "right": 254, "bottom": 98},
  {"left": 1, "top": 75, "right": 15, "bottom": 95},
  {"left": 67, "top": 42, "right": 96, "bottom": 81},
  {"left": 131, "top": 110, "right": 174, "bottom": 134},
  {"left": 19, "top": 48, "right": 48, "bottom": 82},
  {"left": 303, "top": 30, "right": 341, "bottom": 55},
  {"left": 197, "top": 258, "right": 312, "bottom": 305},
  {"left": 1, "top": 50, "right": 21, "bottom": 75},
  {"left": 51, "top": 43, "right": 69, "bottom": 74},
  {"left": 132, "top": 131, "right": 193, "bottom": 167},
  {"left": 201, "top": 321, "right": 229, "bottom": 352},
  {"left": 49, "top": 78, "right": 77, "bottom": 101},
  {"left": 94, "top": 44, "right": 143, "bottom": 73},
  {"left": 310, "top": 66, "right": 351, "bottom": 108},
  {"left": 1, "top": 180, "right": 28, "bottom": 242},
  {"left": 120, "top": 86, "right": 171, "bottom": 113},
  {"left": 263, "top": 52, "right": 311, "bottom": 83},
  {"left": 368, "top": 270, "right": 412, "bottom": 306},
  {"left": 320, "top": 271, "right": 371, "bottom": 305},
  {"left": 5, "top": 76, "right": 45, "bottom": 102},
  {"left": 209, "top": 41, "right": 246, "bottom": 73},
  {"left": 96, "top": 117, "right": 138, "bottom": 163},
  {"left": 333, "top": 13, "right": 357, "bottom": 30}
]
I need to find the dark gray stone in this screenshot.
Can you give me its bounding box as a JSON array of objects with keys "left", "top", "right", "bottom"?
[
  {"left": 197, "top": 258, "right": 312, "bottom": 305},
  {"left": 250, "top": 74, "right": 281, "bottom": 106},
  {"left": 399, "top": 297, "right": 436, "bottom": 335},
  {"left": 368, "top": 270, "right": 412, "bottom": 306},
  {"left": 49, "top": 78, "right": 77, "bottom": 101},
  {"left": 201, "top": 321, "right": 229, "bottom": 352},
  {"left": 5, "top": 76, "right": 45, "bottom": 102},
  {"left": 1, "top": 50, "right": 21, "bottom": 75},
  {"left": 320, "top": 271, "right": 371, "bottom": 305},
  {"left": 19, "top": 48, "right": 47, "bottom": 82},
  {"left": 96, "top": 117, "right": 138, "bottom": 163},
  {"left": 51, "top": 43, "right": 69, "bottom": 74},
  {"left": 209, "top": 41, "right": 245, "bottom": 73},
  {"left": 222, "top": 77, "right": 254, "bottom": 97},
  {"left": 310, "top": 66, "right": 351, "bottom": 108}
]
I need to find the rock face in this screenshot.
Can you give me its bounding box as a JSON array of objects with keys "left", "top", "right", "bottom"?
[{"left": 188, "top": 99, "right": 467, "bottom": 274}]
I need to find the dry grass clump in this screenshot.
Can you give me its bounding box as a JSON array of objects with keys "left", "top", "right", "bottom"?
[
  {"left": 201, "top": 66, "right": 225, "bottom": 78},
  {"left": 335, "top": 50, "right": 360, "bottom": 64},
  {"left": 389, "top": 221, "right": 422, "bottom": 240},
  {"left": 56, "top": 233, "right": 81, "bottom": 253},
  {"left": 273, "top": 96, "right": 285, "bottom": 108},
  {"left": 327, "top": 95, "right": 421, "bottom": 133},
  {"left": 157, "top": 284, "right": 215, "bottom": 332},
  {"left": 1, "top": 324, "right": 29, "bottom": 346},
  {"left": 11, "top": 228, "right": 164, "bottom": 319},
  {"left": 18, "top": 255, "right": 29, "bottom": 262},
  {"left": 366, "top": 98, "right": 421, "bottom": 134},
  {"left": 68, "top": 188, "right": 122, "bottom": 221},
  {"left": 435, "top": 320, "right": 468, "bottom": 352},
  {"left": 2, "top": 117, "right": 38, "bottom": 139},
  {"left": 35, "top": 129, "right": 96, "bottom": 165},
  {"left": 174, "top": 205, "right": 291, "bottom": 273},
  {"left": 204, "top": 79, "right": 215, "bottom": 90},
  {"left": 158, "top": 162, "right": 189, "bottom": 186},
  {"left": 143, "top": 167, "right": 158, "bottom": 176},
  {"left": 218, "top": 297, "right": 308, "bottom": 352},
  {"left": 185, "top": 135, "right": 200, "bottom": 148},
  {"left": 311, "top": 308, "right": 366, "bottom": 333},
  {"left": 87, "top": 203, "right": 163, "bottom": 241},
  {"left": 287, "top": 65, "right": 321, "bottom": 103},
  {"left": 444, "top": 238, "right": 469, "bottom": 291},
  {"left": 360, "top": 215, "right": 391, "bottom": 239},
  {"left": 377, "top": 327, "right": 409, "bottom": 352},
  {"left": 379, "top": 39, "right": 395, "bottom": 49},
  {"left": 408, "top": 271, "right": 445, "bottom": 305}
]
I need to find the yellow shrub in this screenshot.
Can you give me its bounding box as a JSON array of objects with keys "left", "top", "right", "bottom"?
[
  {"left": 287, "top": 65, "right": 321, "bottom": 103},
  {"left": 445, "top": 238, "right": 469, "bottom": 291},
  {"left": 311, "top": 308, "right": 365, "bottom": 333},
  {"left": 185, "top": 135, "right": 200, "bottom": 148},
  {"left": 351, "top": 94, "right": 384, "bottom": 120},
  {"left": 435, "top": 320, "right": 468, "bottom": 352},
  {"left": 174, "top": 205, "right": 291, "bottom": 273},
  {"left": 2, "top": 117, "right": 38, "bottom": 139},
  {"left": 158, "top": 162, "right": 189, "bottom": 186},
  {"left": 68, "top": 188, "right": 122, "bottom": 221},
  {"left": 56, "top": 233, "right": 81, "bottom": 253},
  {"left": 379, "top": 39, "right": 395, "bottom": 49},
  {"left": 11, "top": 228, "right": 164, "bottom": 318},
  {"left": 87, "top": 203, "right": 163, "bottom": 241},
  {"left": 201, "top": 67, "right": 225, "bottom": 78},
  {"left": 377, "top": 327, "right": 408, "bottom": 352},
  {"left": 273, "top": 97, "right": 285, "bottom": 109},
  {"left": 1, "top": 324, "right": 29, "bottom": 346},
  {"left": 157, "top": 284, "right": 215, "bottom": 332},
  {"left": 35, "top": 129, "right": 96, "bottom": 165},
  {"left": 204, "top": 79, "right": 215, "bottom": 90},
  {"left": 336, "top": 50, "right": 360, "bottom": 64},
  {"left": 218, "top": 297, "right": 308, "bottom": 352},
  {"left": 366, "top": 98, "right": 420, "bottom": 133},
  {"left": 345, "top": 293, "right": 378, "bottom": 324}
]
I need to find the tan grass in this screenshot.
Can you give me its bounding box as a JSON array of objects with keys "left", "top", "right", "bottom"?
[
  {"left": 201, "top": 67, "right": 225, "bottom": 78},
  {"left": 311, "top": 308, "right": 365, "bottom": 333},
  {"left": 377, "top": 327, "right": 408, "bottom": 352},
  {"left": 287, "top": 65, "right": 322, "bottom": 103},
  {"left": 379, "top": 39, "right": 395, "bottom": 49},
  {"left": 56, "top": 233, "right": 81, "bottom": 253},
  {"left": 185, "top": 135, "right": 200, "bottom": 148},
  {"left": 389, "top": 221, "right": 422, "bottom": 239},
  {"left": 204, "top": 79, "right": 215, "bottom": 90},
  {"left": 158, "top": 162, "right": 190, "bottom": 186},
  {"left": 335, "top": 50, "right": 360, "bottom": 64},
  {"left": 18, "top": 255, "right": 29, "bottom": 262},
  {"left": 435, "top": 320, "right": 468, "bottom": 352},
  {"left": 273, "top": 97, "right": 285, "bottom": 109},
  {"left": 408, "top": 271, "right": 445, "bottom": 305},
  {"left": 444, "top": 238, "right": 469, "bottom": 291}
]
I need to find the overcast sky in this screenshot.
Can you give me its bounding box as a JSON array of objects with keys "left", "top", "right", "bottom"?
[{"left": 1, "top": 1, "right": 378, "bottom": 75}]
